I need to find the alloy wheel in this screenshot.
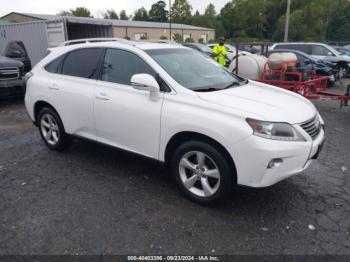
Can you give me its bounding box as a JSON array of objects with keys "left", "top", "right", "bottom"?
[
  {"left": 178, "top": 151, "right": 221, "bottom": 197},
  {"left": 40, "top": 113, "right": 60, "bottom": 146}
]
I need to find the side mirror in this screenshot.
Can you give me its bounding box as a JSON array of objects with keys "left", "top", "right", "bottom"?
[
  {"left": 327, "top": 51, "right": 333, "bottom": 56},
  {"left": 7, "top": 50, "right": 22, "bottom": 58},
  {"left": 131, "top": 73, "right": 160, "bottom": 101},
  {"left": 304, "top": 59, "right": 311, "bottom": 64}
]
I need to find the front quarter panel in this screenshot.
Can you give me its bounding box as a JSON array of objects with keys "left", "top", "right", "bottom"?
[{"left": 159, "top": 92, "right": 253, "bottom": 161}]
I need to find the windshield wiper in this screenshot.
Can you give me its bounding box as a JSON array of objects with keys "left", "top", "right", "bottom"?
[
  {"left": 223, "top": 80, "right": 248, "bottom": 90},
  {"left": 195, "top": 87, "right": 221, "bottom": 92}
]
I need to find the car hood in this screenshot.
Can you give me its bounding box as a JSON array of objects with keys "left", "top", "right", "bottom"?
[
  {"left": 197, "top": 81, "right": 316, "bottom": 124},
  {"left": 323, "top": 55, "right": 350, "bottom": 63},
  {"left": 0, "top": 56, "right": 23, "bottom": 68}
]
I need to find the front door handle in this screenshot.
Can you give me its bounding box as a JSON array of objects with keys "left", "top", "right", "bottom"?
[
  {"left": 49, "top": 83, "right": 59, "bottom": 90},
  {"left": 96, "top": 92, "right": 110, "bottom": 101}
]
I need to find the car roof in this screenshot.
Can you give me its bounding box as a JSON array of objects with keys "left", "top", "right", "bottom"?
[
  {"left": 268, "top": 49, "right": 315, "bottom": 60},
  {"left": 273, "top": 42, "right": 328, "bottom": 46}
]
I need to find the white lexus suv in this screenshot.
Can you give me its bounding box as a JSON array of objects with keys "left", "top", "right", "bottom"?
[{"left": 25, "top": 41, "right": 325, "bottom": 205}]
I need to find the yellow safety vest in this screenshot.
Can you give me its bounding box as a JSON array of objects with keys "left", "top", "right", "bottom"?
[{"left": 213, "top": 45, "right": 227, "bottom": 66}]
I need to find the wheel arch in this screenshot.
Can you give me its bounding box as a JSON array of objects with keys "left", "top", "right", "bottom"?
[
  {"left": 337, "top": 61, "right": 349, "bottom": 68},
  {"left": 33, "top": 100, "right": 60, "bottom": 126},
  {"left": 164, "top": 131, "right": 237, "bottom": 180}
]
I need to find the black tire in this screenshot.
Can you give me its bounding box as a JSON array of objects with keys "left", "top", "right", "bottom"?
[
  {"left": 37, "top": 107, "right": 72, "bottom": 151},
  {"left": 171, "top": 140, "right": 235, "bottom": 205}
]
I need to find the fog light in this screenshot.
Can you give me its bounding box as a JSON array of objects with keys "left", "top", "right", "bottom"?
[{"left": 267, "top": 158, "right": 283, "bottom": 169}]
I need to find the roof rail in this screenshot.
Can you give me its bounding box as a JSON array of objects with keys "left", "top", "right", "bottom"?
[{"left": 58, "top": 37, "right": 130, "bottom": 47}]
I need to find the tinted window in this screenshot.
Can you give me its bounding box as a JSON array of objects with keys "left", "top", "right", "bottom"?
[
  {"left": 4, "top": 41, "right": 26, "bottom": 57},
  {"left": 274, "top": 44, "right": 291, "bottom": 49},
  {"left": 147, "top": 48, "right": 243, "bottom": 91},
  {"left": 292, "top": 44, "right": 310, "bottom": 54},
  {"left": 311, "top": 45, "right": 332, "bottom": 56},
  {"left": 101, "top": 49, "right": 155, "bottom": 86},
  {"left": 61, "top": 48, "right": 103, "bottom": 79},
  {"left": 45, "top": 55, "right": 65, "bottom": 73}
]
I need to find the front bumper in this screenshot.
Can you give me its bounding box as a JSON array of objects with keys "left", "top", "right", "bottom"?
[
  {"left": 229, "top": 127, "right": 325, "bottom": 188},
  {"left": 0, "top": 79, "right": 26, "bottom": 98}
]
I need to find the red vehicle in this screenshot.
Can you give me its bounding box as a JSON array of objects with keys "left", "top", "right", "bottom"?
[
  {"left": 232, "top": 43, "right": 350, "bottom": 107},
  {"left": 258, "top": 60, "right": 350, "bottom": 106}
]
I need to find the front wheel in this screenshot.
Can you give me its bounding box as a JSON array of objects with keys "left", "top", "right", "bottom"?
[
  {"left": 37, "top": 107, "right": 72, "bottom": 151},
  {"left": 171, "top": 141, "right": 235, "bottom": 205},
  {"left": 338, "top": 65, "right": 349, "bottom": 78}
]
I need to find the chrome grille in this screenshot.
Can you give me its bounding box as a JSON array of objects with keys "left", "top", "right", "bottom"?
[
  {"left": 0, "top": 67, "right": 20, "bottom": 81},
  {"left": 300, "top": 115, "right": 321, "bottom": 140}
]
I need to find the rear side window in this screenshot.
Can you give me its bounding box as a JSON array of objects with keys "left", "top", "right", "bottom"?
[
  {"left": 101, "top": 48, "right": 155, "bottom": 85},
  {"left": 61, "top": 48, "right": 103, "bottom": 79},
  {"left": 45, "top": 55, "right": 65, "bottom": 73}
]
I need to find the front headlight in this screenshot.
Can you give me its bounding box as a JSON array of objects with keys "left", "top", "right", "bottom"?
[{"left": 246, "top": 118, "right": 306, "bottom": 141}]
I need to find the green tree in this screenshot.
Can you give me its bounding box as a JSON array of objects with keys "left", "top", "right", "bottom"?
[
  {"left": 205, "top": 3, "right": 216, "bottom": 17},
  {"left": 173, "top": 33, "right": 183, "bottom": 43},
  {"left": 58, "top": 10, "right": 72, "bottom": 16},
  {"left": 149, "top": 1, "right": 168, "bottom": 22},
  {"left": 69, "top": 7, "right": 93, "bottom": 18},
  {"left": 119, "top": 10, "right": 129, "bottom": 20},
  {"left": 104, "top": 9, "right": 118, "bottom": 19},
  {"left": 171, "top": 0, "right": 192, "bottom": 23},
  {"left": 133, "top": 7, "right": 149, "bottom": 21}
]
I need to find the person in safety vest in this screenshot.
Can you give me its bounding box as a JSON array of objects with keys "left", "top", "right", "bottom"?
[{"left": 213, "top": 37, "right": 227, "bottom": 66}]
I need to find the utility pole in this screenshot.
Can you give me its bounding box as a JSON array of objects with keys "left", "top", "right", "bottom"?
[
  {"left": 169, "top": 0, "right": 172, "bottom": 41},
  {"left": 284, "top": 0, "right": 291, "bottom": 42}
]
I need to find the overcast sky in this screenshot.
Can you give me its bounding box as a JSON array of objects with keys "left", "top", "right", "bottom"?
[{"left": 1, "top": 0, "right": 230, "bottom": 18}]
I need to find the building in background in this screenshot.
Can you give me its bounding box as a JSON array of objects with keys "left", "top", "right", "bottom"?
[
  {"left": 0, "top": 12, "right": 214, "bottom": 65},
  {"left": 2, "top": 12, "right": 214, "bottom": 43}
]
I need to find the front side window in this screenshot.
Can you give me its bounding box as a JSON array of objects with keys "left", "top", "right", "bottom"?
[
  {"left": 101, "top": 48, "right": 155, "bottom": 86},
  {"left": 146, "top": 48, "right": 243, "bottom": 91},
  {"left": 61, "top": 48, "right": 103, "bottom": 79},
  {"left": 311, "top": 45, "right": 332, "bottom": 56}
]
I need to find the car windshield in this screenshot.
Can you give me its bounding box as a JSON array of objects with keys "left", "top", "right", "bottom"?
[
  {"left": 198, "top": 44, "right": 214, "bottom": 54},
  {"left": 326, "top": 45, "right": 341, "bottom": 56},
  {"left": 146, "top": 48, "right": 244, "bottom": 91},
  {"left": 225, "top": 44, "right": 237, "bottom": 53}
]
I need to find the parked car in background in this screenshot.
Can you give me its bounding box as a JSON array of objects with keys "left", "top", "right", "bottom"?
[
  {"left": 0, "top": 55, "right": 25, "bottom": 98},
  {"left": 343, "top": 44, "right": 350, "bottom": 50},
  {"left": 271, "top": 43, "right": 350, "bottom": 78},
  {"left": 25, "top": 41, "right": 325, "bottom": 205},
  {"left": 268, "top": 49, "right": 339, "bottom": 86},
  {"left": 2, "top": 41, "right": 32, "bottom": 74},
  {"left": 182, "top": 43, "right": 214, "bottom": 57},
  {"left": 333, "top": 46, "right": 350, "bottom": 57},
  {"left": 237, "top": 44, "right": 260, "bottom": 54}
]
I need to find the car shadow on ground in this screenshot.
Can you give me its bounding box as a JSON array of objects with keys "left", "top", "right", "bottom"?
[{"left": 66, "top": 137, "right": 300, "bottom": 213}]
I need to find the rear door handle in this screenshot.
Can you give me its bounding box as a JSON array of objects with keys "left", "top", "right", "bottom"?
[
  {"left": 49, "top": 83, "right": 59, "bottom": 90},
  {"left": 96, "top": 92, "right": 110, "bottom": 101}
]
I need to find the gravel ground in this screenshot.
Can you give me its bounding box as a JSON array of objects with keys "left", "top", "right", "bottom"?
[{"left": 0, "top": 87, "right": 349, "bottom": 256}]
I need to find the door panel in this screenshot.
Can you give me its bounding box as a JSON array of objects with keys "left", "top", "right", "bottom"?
[
  {"left": 94, "top": 48, "right": 164, "bottom": 159},
  {"left": 46, "top": 48, "right": 104, "bottom": 140},
  {"left": 94, "top": 81, "right": 163, "bottom": 158},
  {"left": 50, "top": 75, "right": 97, "bottom": 140}
]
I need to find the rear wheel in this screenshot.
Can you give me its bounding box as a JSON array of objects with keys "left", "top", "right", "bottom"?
[
  {"left": 37, "top": 107, "right": 72, "bottom": 151},
  {"left": 171, "top": 141, "right": 235, "bottom": 205}
]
